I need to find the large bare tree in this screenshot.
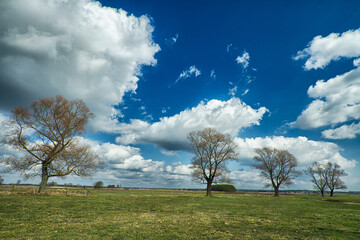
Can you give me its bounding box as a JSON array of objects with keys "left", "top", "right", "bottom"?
[
  {"left": 305, "top": 162, "right": 328, "bottom": 197},
  {"left": 253, "top": 147, "right": 300, "bottom": 197},
  {"left": 1, "top": 96, "right": 102, "bottom": 193},
  {"left": 188, "top": 128, "right": 238, "bottom": 196},
  {"left": 325, "top": 162, "right": 347, "bottom": 197}
]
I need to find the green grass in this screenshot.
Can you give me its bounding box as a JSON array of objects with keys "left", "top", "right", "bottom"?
[{"left": 0, "top": 186, "right": 359, "bottom": 239}]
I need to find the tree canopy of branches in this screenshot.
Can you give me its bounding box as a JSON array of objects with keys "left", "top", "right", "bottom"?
[
  {"left": 325, "top": 162, "right": 347, "bottom": 196},
  {"left": 253, "top": 147, "right": 300, "bottom": 197},
  {"left": 305, "top": 162, "right": 328, "bottom": 197},
  {"left": 1, "top": 96, "right": 102, "bottom": 193},
  {"left": 188, "top": 128, "right": 238, "bottom": 196},
  {"left": 305, "top": 162, "right": 347, "bottom": 197}
]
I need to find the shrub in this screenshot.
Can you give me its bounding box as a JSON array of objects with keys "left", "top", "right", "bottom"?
[
  {"left": 94, "top": 181, "right": 104, "bottom": 189},
  {"left": 47, "top": 181, "right": 57, "bottom": 186},
  {"left": 211, "top": 184, "right": 236, "bottom": 193}
]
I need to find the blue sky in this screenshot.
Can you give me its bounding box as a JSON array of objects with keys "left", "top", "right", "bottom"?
[{"left": 0, "top": 0, "right": 359, "bottom": 191}]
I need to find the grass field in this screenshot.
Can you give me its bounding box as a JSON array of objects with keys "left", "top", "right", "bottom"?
[{"left": 0, "top": 186, "right": 359, "bottom": 239}]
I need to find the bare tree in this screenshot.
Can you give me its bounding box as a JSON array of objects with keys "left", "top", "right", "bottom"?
[
  {"left": 1, "top": 96, "right": 102, "bottom": 193},
  {"left": 305, "top": 162, "right": 328, "bottom": 197},
  {"left": 253, "top": 147, "right": 300, "bottom": 197},
  {"left": 188, "top": 128, "right": 238, "bottom": 196},
  {"left": 325, "top": 162, "right": 347, "bottom": 197},
  {"left": 0, "top": 175, "right": 3, "bottom": 185}
]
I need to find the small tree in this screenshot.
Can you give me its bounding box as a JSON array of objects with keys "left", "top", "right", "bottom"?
[
  {"left": 1, "top": 96, "right": 102, "bottom": 193},
  {"left": 94, "top": 181, "right": 104, "bottom": 189},
  {"left": 47, "top": 181, "right": 57, "bottom": 186},
  {"left": 325, "top": 162, "right": 347, "bottom": 197},
  {"left": 253, "top": 147, "right": 301, "bottom": 197},
  {"left": 211, "top": 184, "right": 236, "bottom": 193},
  {"left": 0, "top": 175, "right": 4, "bottom": 185},
  {"left": 188, "top": 128, "right": 238, "bottom": 196},
  {"left": 305, "top": 162, "right": 328, "bottom": 197}
]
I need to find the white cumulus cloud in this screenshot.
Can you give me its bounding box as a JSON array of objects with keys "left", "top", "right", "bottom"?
[
  {"left": 116, "top": 97, "right": 268, "bottom": 150},
  {"left": 294, "top": 29, "right": 360, "bottom": 70},
  {"left": 322, "top": 122, "right": 360, "bottom": 139},
  {"left": 0, "top": 0, "right": 160, "bottom": 132},
  {"left": 236, "top": 51, "right": 250, "bottom": 69},
  {"left": 353, "top": 58, "right": 360, "bottom": 67},
  {"left": 294, "top": 28, "right": 360, "bottom": 131},
  {"left": 295, "top": 67, "right": 360, "bottom": 129}
]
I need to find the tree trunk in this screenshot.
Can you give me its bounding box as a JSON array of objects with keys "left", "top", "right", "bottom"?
[
  {"left": 274, "top": 186, "right": 279, "bottom": 197},
  {"left": 206, "top": 180, "right": 212, "bottom": 196},
  {"left": 38, "top": 164, "right": 49, "bottom": 193},
  {"left": 321, "top": 190, "right": 324, "bottom": 197},
  {"left": 330, "top": 189, "right": 334, "bottom": 197}
]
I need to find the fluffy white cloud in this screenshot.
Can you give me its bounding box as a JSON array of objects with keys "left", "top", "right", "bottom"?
[
  {"left": 322, "top": 122, "right": 360, "bottom": 139},
  {"left": 295, "top": 29, "right": 360, "bottom": 70},
  {"left": 0, "top": 0, "right": 160, "bottom": 132},
  {"left": 353, "top": 58, "right": 360, "bottom": 67},
  {"left": 79, "top": 139, "right": 164, "bottom": 173},
  {"left": 174, "top": 65, "right": 201, "bottom": 85},
  {"left": 229, "top": 170, "right": 265, "bottom": 189},
  {"left": 0, "top": 113, "right": 18, "bottom": 158},
  {"left": 165, "top": 162, "right": 193, "bottom": 175},
  {"left": 294, "top": 28, "right": 360, "bottom": 135},
  {"left": 115, "top": 97, "right": 268, "bottom": 150},
  {"left": 236, "top": 51, "right": 250, "bottom": 69},
  {"left": 234, "top": 136, "right": 356, "bottom": 169},
  {"left": 295, "top": 67, "right": 360, "bottom": 129}
]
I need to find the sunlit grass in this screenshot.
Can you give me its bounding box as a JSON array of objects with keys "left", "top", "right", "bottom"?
[{"left": 0, "top": 186, "right": 359, "bottom": 239}]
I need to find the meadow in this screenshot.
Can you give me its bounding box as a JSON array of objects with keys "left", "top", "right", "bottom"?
[{"left": 0, "top": 186, "right": 359, "bottom": 239}]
